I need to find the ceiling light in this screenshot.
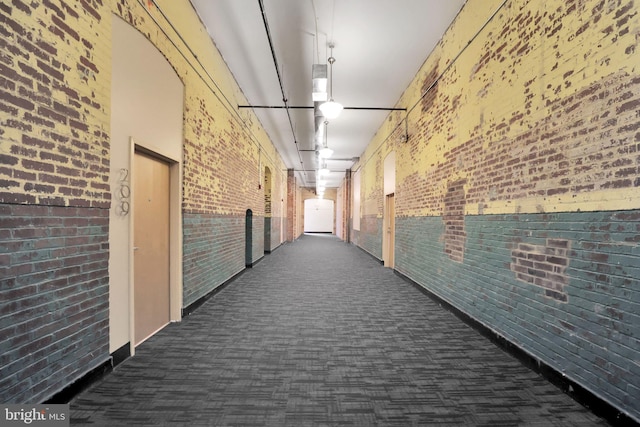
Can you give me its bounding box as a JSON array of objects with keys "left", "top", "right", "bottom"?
[
  {"left": 319, "top": 100, "right": 343, "bottom": 120},
  {"left": 319, "top": 162, "right": 329, "bottom": 176},
  {"left": 319, "top": 48, "right": 342, "bottom": 120},
  {"left": 319, "top": 146, "right": 333, "bottom": 158}
]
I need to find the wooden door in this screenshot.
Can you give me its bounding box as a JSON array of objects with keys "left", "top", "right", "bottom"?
[
  {"left": 133, "top": 151, "right": 170, "bottom": 345},
  {"left": 384, "top": 193, "right": 395, "bottom": 268}
]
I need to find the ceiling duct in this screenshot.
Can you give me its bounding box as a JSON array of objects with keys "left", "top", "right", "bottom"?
[
  {"left": 312, "top": 64, "right": 328, "bottom": 102},
  {"left": 313, "top": 102, "right": 324, "bottom": 148},
  {"left": 312, "top": 64, "right": 327, "bottom": 173}
]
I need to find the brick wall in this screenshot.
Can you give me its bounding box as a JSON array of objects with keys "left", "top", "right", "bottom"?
[
  {"left": 0, "top": 0, "right": 111, "bottom": 403},
  {"left": 443, "top": 179, "right": 466, "bottom": 263},
  {"left": 351, "top": 0, "right": 640, "bottom": 419},
  {"left": 0, "top": 0, "right": 110, "bottom": 209},
  {"left": 396, "top": 210, "right": 640, "bottom": 417},
  {"left": 353, "top": 147, "right": 385, "bottom": 258},
  {"left": 1, "top": 0, "right": 294, "bottom": 403},
  {"left": 395, "top": 0, "right": 639, "bottom": 218},
  {"left": 112, "top": 0, "right": 289, "bottom": 307},
  {"left": 268, "top": 216, "right": 282, "bottom": 251},
  {"left": 251, "top": 214, "right": 265, "bottom": 265},
  {"left": 180, "top": 89, "right": 274, "bottom": 298},
  {"left": 359, "top": 215, "right": 382, "bottom": 259},
  {"left": 182, "top": 214, "right": 245, "bottom": 307},
  {"left": 0, "top": 205, "right": 109, "bottom": 403}
]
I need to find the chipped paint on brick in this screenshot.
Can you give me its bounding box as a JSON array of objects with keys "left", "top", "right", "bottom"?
[
  {"left": 510, "top": 238, "right": 571, "bottom": 302},
  {"left": 0, "top": 0, "right": 110, "bottom": 208},
  {"left": 354, "top": 0, "right": 640, "bottom": 420},
  {"left": 444, "top": 179, "right": 466, "bottom": 263},
  {"left": 387, "top": 0, "right": 640, "bottom": 218}
]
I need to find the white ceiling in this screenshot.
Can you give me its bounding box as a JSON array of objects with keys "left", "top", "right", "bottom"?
[{"left": 190, "top": 0, "right": 467, "bottom": 190}]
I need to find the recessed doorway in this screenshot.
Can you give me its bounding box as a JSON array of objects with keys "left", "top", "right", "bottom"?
[
  {"left": 383, "top": 193, "right": 395, "bottom": 268},
  {"left": 133, "top": 150, "right": 171, "bottom": 345}
]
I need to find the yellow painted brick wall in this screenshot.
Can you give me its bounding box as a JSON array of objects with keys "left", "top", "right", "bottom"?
[
  {"left": 0, "top": 0, "right": 115, "bottom": 403},
  {"left": 353, "top": 110, "right": 405, "bottom": 222},
  {"left": 113, "top": 0, "right": 287, "bottom": 217},
  {"left": 351, "top": 0, "right": 640, "bottom": 419},
  {"left": 0, "top": 0, "right": 295, "bottom": 402},
  {"left": 0, "top": 0, "right": 289, "bottom": 216},
  {"left": 366, "top": 0, "right": 640, "bottom": 218},
  {"left": 0, "top": 0, "right": 111, "bottom": 208}
]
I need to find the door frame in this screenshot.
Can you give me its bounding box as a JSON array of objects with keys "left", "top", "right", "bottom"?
[
  {"left": 383, "top": 193, "right": 395, "bottom": 268},
  {"left": 129, "top": 138, "right": 182, "bottom": 354}
]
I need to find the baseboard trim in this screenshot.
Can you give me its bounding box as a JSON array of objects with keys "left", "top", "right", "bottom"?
[
  {"left": 352, "top": 242, "right": 384, "bottom": 264},
  {"left": 182, "top": 269, "right": 246, "bottom": 318},
  {"left": 111, "top": 342, "right": 131, "bottom": 368},
  {"left": 264, "top": 241, "right": 284, "bottom": 254},
  {"left": 394, "top": 270, "right": 639, "bottom": 427},
  {"left": 246, "top": 254, "right": 265, "bottom": 268},
  {"left": 43, "top": 358, "right": 112, "bottom": 404}
]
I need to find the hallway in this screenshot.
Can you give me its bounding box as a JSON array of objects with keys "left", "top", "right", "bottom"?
[{"left": 71, "top": 235, "right": 608, "bottom": 426}]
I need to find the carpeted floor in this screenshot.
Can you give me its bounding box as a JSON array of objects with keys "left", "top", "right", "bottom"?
[{"left": 70, "top": 234, "right": 610, "bottom": 426}]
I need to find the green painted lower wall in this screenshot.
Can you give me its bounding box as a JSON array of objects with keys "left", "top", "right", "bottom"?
[
  {"left": 357, "top": 215, "right": 383, "bottom": 260},
  {"left": 0, "top": 205, "right": 110, "bottom": 403},
  {"left": 395, "top": 210, "right": 640, "bottom": 419},
  {"left": 183, "top": 213, "right": 263, "bottom": 306}
]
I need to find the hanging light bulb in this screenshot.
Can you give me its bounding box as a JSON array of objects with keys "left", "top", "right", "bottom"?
[
  {"left": 319, "top": 47, "right": 343, "bottom": 120},
  {"left": 319, "top": 146, "right": 333, "bottom": 158},
  {"left": 319, "top": 161, "right": 330, "bottom": 176},
  {"left": 319, "top": 99, "right": 343, "bottom": 120}
]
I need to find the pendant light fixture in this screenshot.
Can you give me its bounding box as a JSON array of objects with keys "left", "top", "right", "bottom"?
[
  {"left": 319, "top": 145, "right": 334, "bottom": 158},
  {"left": 318, "top": 120, "right": 333, "bottom": 158},
  {"left": 319, "top": 44, "right": 343, "bottom": 120},
  {"left": 319, "top": 161, "right": 330, "bottom": 176}
]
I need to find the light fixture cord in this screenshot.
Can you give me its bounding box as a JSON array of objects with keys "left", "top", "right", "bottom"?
[
  {"left": 324, "top": 120, "right": 328, "bottom": 148},
  {"left": 328, "top": 45, "right": 335, "bottom": 100}
]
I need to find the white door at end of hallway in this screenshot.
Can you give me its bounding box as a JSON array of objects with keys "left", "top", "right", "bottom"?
[
  {"left": 304, "top": 198, "right": 334, "bottom": 233},
  {"left": 133, "top": 151, "right": 170, "bottom": 346}
]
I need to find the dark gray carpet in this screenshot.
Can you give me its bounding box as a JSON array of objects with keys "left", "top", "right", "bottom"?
[{"left": 71, "top": 234, "right": 609, "bottom": 426}]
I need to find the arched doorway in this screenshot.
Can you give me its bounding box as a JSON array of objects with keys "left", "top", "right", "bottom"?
[
  {"left": 110, "top": 16, "right": 184, "bottom": 354},
  {"left": 245, "top": 209, "right": 253, "bottom": 267},
  {"left": 383, "top": 152, "right": 396, "bottom": 268}
]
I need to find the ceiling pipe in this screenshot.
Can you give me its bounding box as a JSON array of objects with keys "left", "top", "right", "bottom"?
[
  {"left": 238, "top": 105, "right": 407, "bottom": 111},
  {"left": 257, "top": 0, "right": 307, "bottom": 184}
]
